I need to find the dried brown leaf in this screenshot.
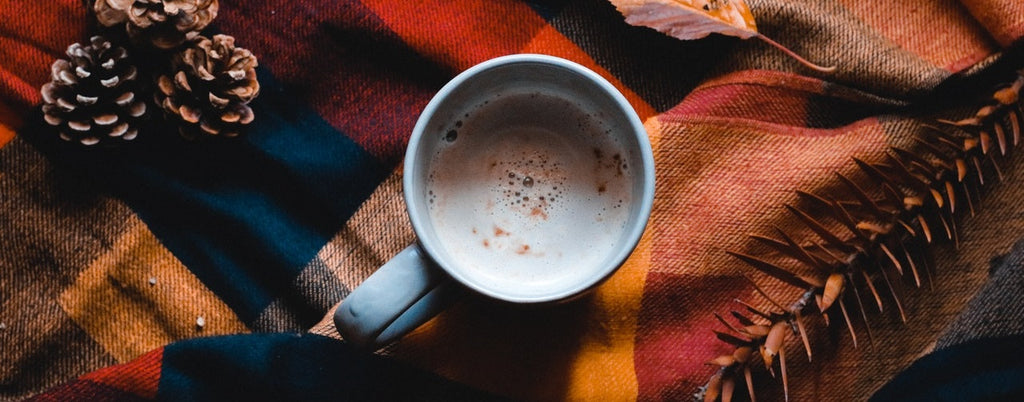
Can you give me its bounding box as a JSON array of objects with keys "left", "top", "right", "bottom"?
[
  {"left": 763, "top": 322, "right": 788, "bottom": 361},
  {"left": 879, "top": 243, "right": 904, "bottom": 275},
  {"left": 831, "top": 201, "right": 871, "bottom": 243},
  {"left": 945, "top": 181, "right": 956, "bottom": 214},
  {"left": 917, "top": 214, "right": 934, "bottom": 243},
  {"left": 734, "top": 346, "right": 755, "bottom": 363},
  {"left": 853, "top": 158, "right": 907, "bottom": 204},
  {"left": 610, "top": 0, "right": 758, "bottom": 40},
  {"left": 936, "top": 211, "right": 955, "bottom": 245},
  {"left": 973, "top": 156, "right": 986, "bottom": 185},
  {"left": 860, "top": 270, "right": 884, "bottom": 313},
  {"left": 838, "top": 298, "right": 858, "bottom": 348},
  {"left": 896, "top": 219, "right": 917, "bottom": 237},
  {"left": 1009, "top": 109, "right": 1021, "bottom": 147},
  {"left": 819, "top": 272, "right": 844, "bottom": 312},
  {"left": 881, "top": 183, "right": 906, "bottom": 211},
  {"left": 715, "top": 312, "right": 745, "bottom": 335},
  {"left": 704, "top": 371, "right": 723, "bottom": 402},
  {"left": 912, "top": 137, "right": 955, "bottom": 166},
  {"left": 989, "top": 153, "right": 1005, "bottom": 182},
  {"left": 835, "top": 172, "right": 885, "bottom": 217},
  {"left": 722, "top": 374, "right": 736, "bottom": 402},
  {"left": 794, "top": 312, "right": 812, "bottom": 362},
  {"left": 609, "top": 0, "right": 835, "bottom": 72},
  {"left": 927, "top": 188, "right": 945, "bottom": 210},
  {"left": 709, "top": 354, "right": 737, "bottom": 367},
  {"left": 735, "top": 299, "right": 773, "bottom": 320},
  {"left": 962, "top": 181, "right": 976, "bottom": 217},
  {"left": 745, "top": 367, "right": 756, "bottom": 402},
  {"left": 896, "top": 237, "right": 923, "bottom": 287},
  {"left": 892, "top": 147, "right": 939, "bottom": 178},
  {"left": 995, "top": 123, "right": 1008, "bottom": 155},
  {"left": 743, "top": 275, "right": 788, "bottom": 311},
  {"left": 727, "top": 251, "right": 822, "bottom": 289},
  {"left": 956, "top": 158, "right": 968, "bottom": 182},
  {"left": 876, "top": 263, "right": 908, "bottom": 323},
  {"left": 744, "top": 325, "right": 771, "bottom": 338},
  {"left": 731, "top": 311, "right": 756, "bottom": 327},
  {"left": 715, "top": 330, "right": 751, "bottom": 346},
  {"left": 885, "top": 152, "right": 931, "bottom": 192},
  {"left": 779, "top": 347, "right": 790, "bottom": 402},
  {"left": 847, "top": 272, "right": 875, "bottom": 345},
  {"left": 784, "top": 203, "right": 857, "bottom": 254}
]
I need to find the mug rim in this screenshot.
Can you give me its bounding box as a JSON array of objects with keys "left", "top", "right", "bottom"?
[{"left": 403, "top": 53, "right": 655, "bottom": 303}]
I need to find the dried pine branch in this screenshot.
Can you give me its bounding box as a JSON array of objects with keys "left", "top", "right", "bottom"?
[{"left": 700, "top": 68, "right": 1024, "bottom": 402}]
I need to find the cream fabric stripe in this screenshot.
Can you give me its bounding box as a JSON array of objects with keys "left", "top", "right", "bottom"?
[{"left": 60, "top": 216, "right": 250, "bottom": 363}]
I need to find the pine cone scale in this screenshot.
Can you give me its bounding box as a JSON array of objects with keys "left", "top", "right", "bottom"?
[
  {"left": 76, "top": 95, "right": 98, "bottom": 105},
  {"left": 54, "top": 2, "right": 258, "bottom": 145},
  {"left": 156, "top": 34, "right": 258, "bottom": 139},
  {"left": 173, "top": 70, "right": 193, "bottom": 92},
  {"left": 95, "top": 0, "right": 218, "bottom": 49},
  {"left": 40, "top": 36, "right": 148, "bottom": 146}
]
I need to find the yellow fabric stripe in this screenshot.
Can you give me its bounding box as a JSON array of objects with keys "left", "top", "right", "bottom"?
[
  {"left": 60, "top": 216, "right": 249, "bottom": 362},
  {"left": 562, "top": 118, "right": 661, "bottom": 401}
]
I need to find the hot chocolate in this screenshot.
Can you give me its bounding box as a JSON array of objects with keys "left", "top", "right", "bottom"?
[{"left": 424, "top": 91, "right": 636, "bottom": 294}]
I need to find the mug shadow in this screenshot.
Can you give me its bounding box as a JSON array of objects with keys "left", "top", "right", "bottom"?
[{"left": 385, "top": 291, "right": 591, "bottom": 401}]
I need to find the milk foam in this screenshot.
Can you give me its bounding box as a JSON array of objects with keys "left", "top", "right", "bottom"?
[{"left": 425, "top": 92, "right": 635, "bottom": 293}]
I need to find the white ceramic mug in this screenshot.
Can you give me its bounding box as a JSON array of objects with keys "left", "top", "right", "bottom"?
[{"left": 334, "top": 54, "right": 655, "bottom": 349}]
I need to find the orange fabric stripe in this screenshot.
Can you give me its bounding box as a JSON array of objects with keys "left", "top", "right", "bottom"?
[
  {"left": 838, "top": 0, "right": 996, "bottom": 72},
  {"left": 360, "top": 1, "right": 656, "bottom": 121},
  {"left": 961, "top": 0, "right": 1024, "bottom": 48},
  {"left": 0, "top": 100, "right": 18, "bottom": 149},
  {"left": 564, "top": 230, "right": 651, "bottom": 401},
  {"left": 60, "top": 217, "right": 250, "bottom": 363},
  {"left": 358, "top": 0, "right": 547, "bottom": 72}
]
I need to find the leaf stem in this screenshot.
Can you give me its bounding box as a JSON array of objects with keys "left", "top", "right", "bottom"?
[{"left": 755, "top": 34, "right": 837, "bottom": 73}]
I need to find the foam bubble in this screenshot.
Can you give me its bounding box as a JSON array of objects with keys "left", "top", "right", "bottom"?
[{"left": 424, "top": 92, "right": 635, "bottom": 292}]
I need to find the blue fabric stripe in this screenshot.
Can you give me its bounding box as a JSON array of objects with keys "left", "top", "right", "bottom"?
[
  {"left": 27, "top": 68, "right": 389, "bottom": 325},
  {"left": 158, "top": 333, "right": 505, "bottom": 400},
  {"left": 137, "top": 69, "right": 389, "bottom": 324}
]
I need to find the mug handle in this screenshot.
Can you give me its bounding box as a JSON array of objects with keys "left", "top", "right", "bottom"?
[{"left": 334, "top": 244, "right": 462, "bottom": 349}]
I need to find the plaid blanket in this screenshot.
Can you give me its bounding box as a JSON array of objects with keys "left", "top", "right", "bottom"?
[{"left": 3, "top": 0, "right": 1024, "bottom": 400}]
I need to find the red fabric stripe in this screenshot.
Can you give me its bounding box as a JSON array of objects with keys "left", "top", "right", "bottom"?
[
  {"left": 0, "top": 0, "right": 87, "bottom": 115},
  {"left": 27, "top": 380, "right": 149, "bottom": 402},
  {"left": 665, "top": 70, "right": 894, "bottom": 128},
  {"left": 358, "top": 0, "right": 548, "bottom": 72},
  {"left": 633, "top": 273, "right": 750, "bottom": 400},
  {"left": 79, "top": 347, "right": 163, "bottom": 399},
  {"left": 216, "top": 1, "right": 549, "bottom": 164},
  {"left": 216, "top": 1, "right": 447, "bottom": 164}
]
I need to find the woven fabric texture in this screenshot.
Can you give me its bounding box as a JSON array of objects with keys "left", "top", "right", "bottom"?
[{"left": 3, "top": 0, "right": 1024, "bottom": 400}]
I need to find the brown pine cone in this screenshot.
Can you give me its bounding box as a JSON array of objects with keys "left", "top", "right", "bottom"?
[
  {"left": 93, "top": 0, "right": 130, "bottom": 27},
  {"left": 41, "top": 35, "right": 148, "bottom": 146},
  {"left": 155, "top": 34, "right": 259, "bottom": 139},
  {"left": 93, "top": 0, "right": 219, "bottom": 50}
]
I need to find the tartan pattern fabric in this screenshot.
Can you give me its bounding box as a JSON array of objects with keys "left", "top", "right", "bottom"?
[{"left": 2, "top": 0, "right": 1024, "bottom": 400}]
